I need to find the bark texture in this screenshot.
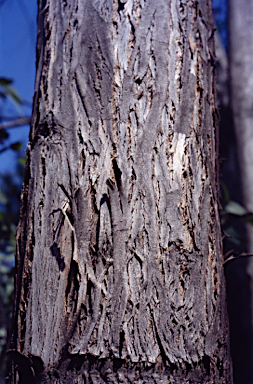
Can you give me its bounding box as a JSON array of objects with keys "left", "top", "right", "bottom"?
[{"left": 8, "top": 0, "right": 232, "bottom": 382}]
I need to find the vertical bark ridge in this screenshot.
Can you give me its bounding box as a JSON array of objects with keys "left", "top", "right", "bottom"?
[{"left": 10, "top": 0, "right": 232, "bottom": 382}]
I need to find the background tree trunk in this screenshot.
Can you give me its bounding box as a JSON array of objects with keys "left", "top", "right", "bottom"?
[
  {"left": 213, "top": 1, "right": 253, "bottom": 383},
  {"left": 8, "top": 0, "right": 232, "bottom": 382},
  {"left": 229, "top": 0, "right": 253, "bottom": 253},
  {"left": 228, "top": 0, "right": 253, "bottom": 383}
]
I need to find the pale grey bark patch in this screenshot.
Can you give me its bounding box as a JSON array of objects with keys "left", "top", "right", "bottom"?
[{"left": 8, "top": 0, "right": 233, "bottom": 382}]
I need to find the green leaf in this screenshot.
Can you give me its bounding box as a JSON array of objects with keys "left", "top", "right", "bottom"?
[
  {"left": 225, "top": 201, "right": 247, "bottom": 216},
  {"left": 0, "top": 328, "right": 7, "bottom": 338},
  {"left": 18, "top": 156, "right": 26, "bottom": 166},
  {"left": 0, "top": 190, "right": 8, "bottom": 204},
  {"left": 2, "top": 84, "right": 22, "bottom": 106},
  {"left": 5, "top": 244, "right": 15, "bottom": 253},
  {"left": 220, "top": 181, "right": 230, "bottom": 203},
  {"left": 10, "top": 142, "right": 22, "bottom": 151},
  {"left": 241, "top": 214, "right": 253, "bottom": 226},
  {"left": 6, "top": 281, "right": 14, "bottom": 296},
  {"left": 0, "top": 264, "right": 10, "bottom": 273}
]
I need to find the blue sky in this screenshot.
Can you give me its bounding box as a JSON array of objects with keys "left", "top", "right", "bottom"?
[
  {"left": 213, "top": 0, "right": 228, "bottom": 50},
  {"left": 0, "top": 0, "right": 37, "bottom": 174}
]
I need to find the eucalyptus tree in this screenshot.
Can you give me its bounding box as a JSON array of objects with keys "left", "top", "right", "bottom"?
[{"left": 7, "top": 0, "right": 232, "bottom": 382}]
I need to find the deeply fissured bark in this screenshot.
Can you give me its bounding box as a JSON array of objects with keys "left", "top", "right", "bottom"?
[{"left": 8, "top": 0, "right": 232, "bottom": 382}]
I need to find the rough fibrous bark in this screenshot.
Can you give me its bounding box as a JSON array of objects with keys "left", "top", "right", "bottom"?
[{"left": 8, "top": 0, "right": 232, "bottom": 382}]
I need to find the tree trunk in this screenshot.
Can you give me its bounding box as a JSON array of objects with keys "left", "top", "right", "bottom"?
[
  {"left": 228, "top": 0, "right": 253, "bottom": 382},
  {"left": 229, "top": 0, "right": 253, "bottom": 253},
  {"left": 7, "top": 0, "right": 232, "bottom": 382}
]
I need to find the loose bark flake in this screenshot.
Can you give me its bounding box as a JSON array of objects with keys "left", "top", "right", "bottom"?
[{"left": 8, "top": 0, "right": 232, "bottom": 383}]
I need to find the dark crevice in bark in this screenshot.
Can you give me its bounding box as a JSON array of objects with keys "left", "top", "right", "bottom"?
[
  {"left": 24, "top": 352, "right": 230, "bottom": 383},
  {"left": 50, "top": 242, "right": 65, "bottom": 271},
  {"left": 118, "top": 1, "right": 126, "bottom": 12},
  {"left": 97, "top": 193, "right": 112, "bottom": 250},
  {"left": 6, "top": 350, "right": 44, "bottom": 384},
  {"left": 112, "top": 158, "right": 123, "bottom": 213},
  {"left": 65, "top": 260, "right": 80, "bottom": 314},
  {"left": 112, "top": 159, "right": 122, "bottom": 194}
]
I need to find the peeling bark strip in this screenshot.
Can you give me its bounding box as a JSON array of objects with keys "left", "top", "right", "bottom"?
[{"left": 9, "top": 0, "right": 232, "bottom": 382}]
